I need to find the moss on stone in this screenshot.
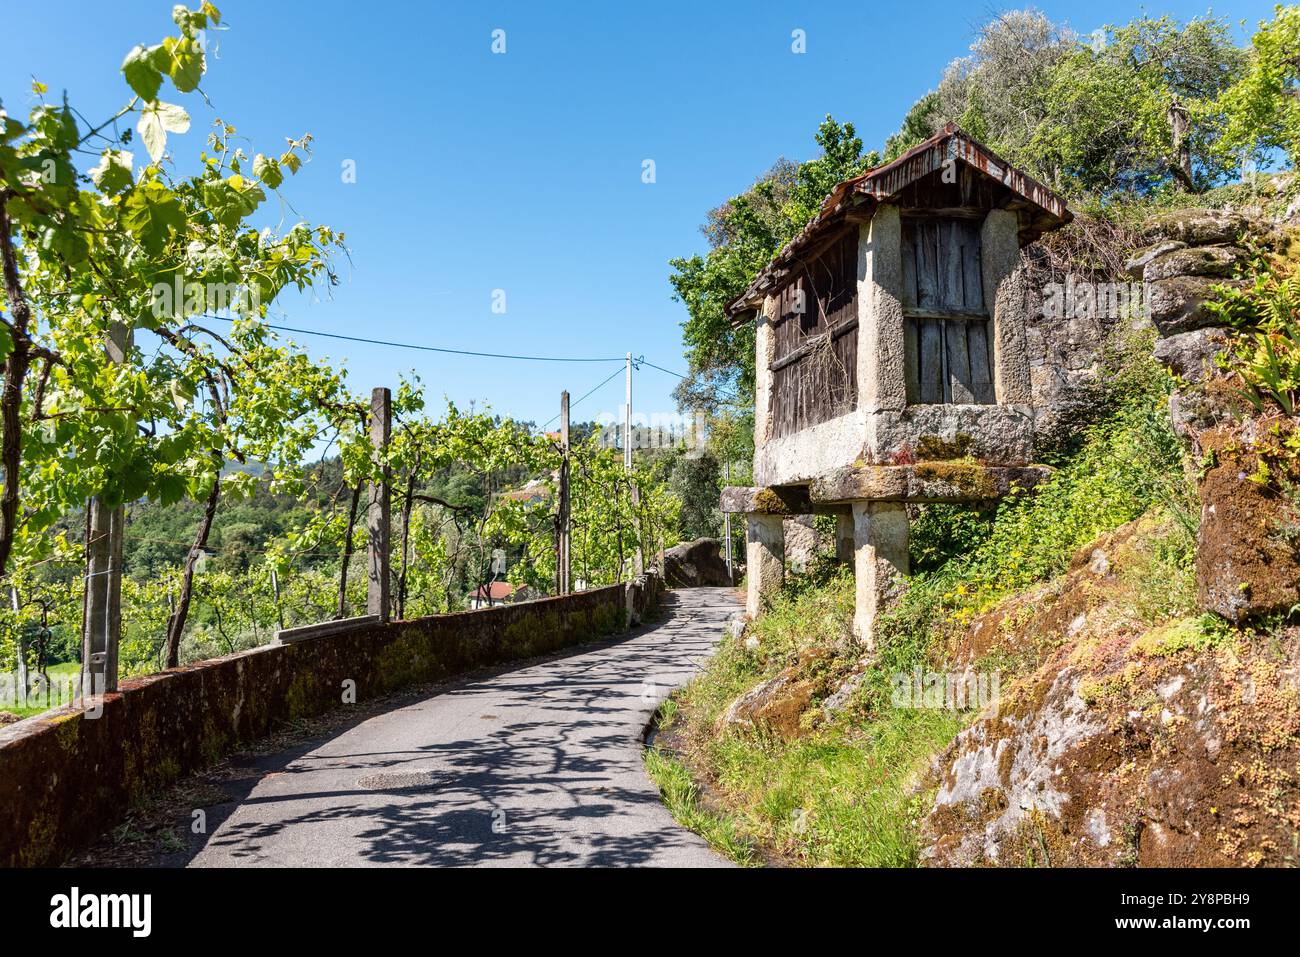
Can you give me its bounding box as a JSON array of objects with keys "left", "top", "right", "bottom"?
[
  {"left": 916, "top": 433, "right": 975, "bottom": 461},
  {"left": 1129, "top": 617, "right": 1216, "bottom": 658},
  {"left": 53, "top": 713, "right": 81, "bottom": 753},
  {"left": 914, "top": 460, "right": 997, "bottom": 498},
  {"left": 752, "top": 487, "right": 792, "bottom": 515},
  {"left": 285, "top": 668, "right": 320, "bottom": 720}
]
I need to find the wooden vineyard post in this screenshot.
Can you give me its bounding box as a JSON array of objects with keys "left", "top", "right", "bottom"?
[
  {"left": 624, "top": 353, "right": 644, "bottom": 578},
  {"left": 557, "top": 391, "right": 571, "bottom": 595},
  {"left": 81, "top": 321, "right": 130, "bottom": 696},
  {"left": 367, "top": 387, "right": 392, "bottom": 623}
]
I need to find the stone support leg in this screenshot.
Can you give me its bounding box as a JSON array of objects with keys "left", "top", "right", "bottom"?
[
  {"left": 852, "top": 502, "right": 910, "bottom": 646},
  {"left": 745, "top": 514, "right": 785, "bottom": 618}
]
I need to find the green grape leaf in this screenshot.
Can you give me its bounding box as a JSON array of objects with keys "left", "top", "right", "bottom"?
[
  {"left": 89, "top": 149, "right": 134, "bottom": 194},
  {"left": 121, "top": 44, "right": 163, "bottom": 102},
  {"left": 137, "top": 101, "right": 190, "bottom": 163}
]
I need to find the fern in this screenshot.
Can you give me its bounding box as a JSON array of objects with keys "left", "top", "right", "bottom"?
[{"left": 1215, "top": 254, "right": 1300, "bottom": 414}]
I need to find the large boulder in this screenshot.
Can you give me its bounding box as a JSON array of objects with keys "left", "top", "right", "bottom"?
[
  {"left": 1125, "top": 240, "right": 1186, "bottom": 279},
  {"left": 717, "top": 647, "right": 833, "bottom": 739},
  {"left": 661, "top": 537, "right": 732, "bottom": 587},
  {"left": 1196, "top": 429, "right": 1300, "bottom": 622},
  {"left": 718, "top": 666, "right": 818, "bottom": 739},
  {"left": 1152, "top": 326, "right": 1230, "bottom": 384},
  {"left": 1146, "top": 275, "right": 1242, "bottom": 336},
  {"left": 1143, "top": 209, "right": 1250, "bottom": 246},
  {"left": 1143, "top": 244, "right": 1246, "bottom": 283}
]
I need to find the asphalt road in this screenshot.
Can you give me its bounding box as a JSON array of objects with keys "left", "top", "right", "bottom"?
[{"left": 189, "top": 587, "right": 738, "bottom": 868}]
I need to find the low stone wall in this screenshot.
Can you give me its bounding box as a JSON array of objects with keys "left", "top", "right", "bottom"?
[{"left": 0, "top": 576, "right": 660, "bottom": 867}]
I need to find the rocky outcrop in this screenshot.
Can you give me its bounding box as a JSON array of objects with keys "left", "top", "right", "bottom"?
[
  {"left": 1131, "top": 200, "right": 1300, "bottom": 622},
  {"left": 715, "top": 642, "right": 861, "bottom": 738},
  {"left": 661, "top": 538, "right": 733, "bottom": 588},
  {"left": 1142, "top": 208, "right": 1253, "bottom": 246},
  {"left": 1125, "top": 240, "right": 1187, "bottom": 278},
  {"left": 1146, "top": 275, "right": 1246, "bottom": 336},
  {"left": 921, "top": 519, "right": 1300, "bottom": 868},
  {"left": 1142, "top": 244, "right": 1246, "bottom": 282},
  {"left": 925, "top": 635, "right": 1300, "bottom": 867},
  {"left": 718, "top": 654, "right": 825, "bottom": 739},
  {"left": 1196, "top": 426, "right": 1300, "bottom": 622},
  {"left": 1128, "top": 210, "right": 1252, "bottom": 337}
]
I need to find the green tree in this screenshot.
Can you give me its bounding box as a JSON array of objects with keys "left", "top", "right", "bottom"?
[
  {"left": 1216, "top": 5, "right": 1300, "bottom": 170},
  {"left": 931, "top": 10, "right": 1248, "bottom": 195},
  {"left": 0, "top": 2, "right": 347, "bottom": 594},
  {"left": 1029, "top": 15, "right": 1246, "bottom": 194},
  {"left": 667, "top": 449, "right": 722, "bottom": 541}
]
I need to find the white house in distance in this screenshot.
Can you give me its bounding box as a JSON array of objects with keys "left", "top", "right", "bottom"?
[
  {"left": 721, "top": 124, "right": 1072, "bottom": 645},
  {"left": 469, "top": 581, "right": 516, "bottom": 609}
]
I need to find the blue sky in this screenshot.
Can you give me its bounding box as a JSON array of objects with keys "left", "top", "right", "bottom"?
[{"left": 1, "top": 0, "right": 1279, "bottom": 430}]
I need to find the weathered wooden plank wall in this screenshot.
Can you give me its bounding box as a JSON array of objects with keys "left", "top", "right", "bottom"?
[
  {"left": 900, "top": 215, "right": 995, "bottom": 405},
  {"left": 769, "top": 228, "right": 859, "bottom": 438}
]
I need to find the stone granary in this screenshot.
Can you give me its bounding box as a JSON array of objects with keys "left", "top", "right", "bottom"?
[{"left": 721, "top": 125, "right": 1072, "bottom": 644}]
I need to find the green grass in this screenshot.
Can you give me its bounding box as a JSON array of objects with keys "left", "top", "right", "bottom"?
[
  {"left": 643, "top": 745, "right": 760, "bottom": 865},
  {"left": 1, "top": 661, "right": 81, "bottom": 719},
  {"left": 645, "top": 563, "right": 967, "bottom": 867},
  {"left": 700, "top": 707, "right": 963, "bottom": 866}
]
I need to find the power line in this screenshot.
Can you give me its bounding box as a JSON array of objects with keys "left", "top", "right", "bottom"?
[
  {"left": 639, "top": 359, "right": 688, "bottom": 379},
  {"left": 196, "top": 313, "right": 746, "bottom": 419},
  {"left": 638, "top": 357, "right": 746, "bottom": 405},
  {"left": 202, "top": 314, "right": 626, "bottom": 364},
  {"left": 541, "top": 365, "right": 625, "bottom": 429}
]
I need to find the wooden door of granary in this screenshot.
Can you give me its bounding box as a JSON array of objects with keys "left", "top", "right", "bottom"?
[
  {"left": 769, "top": 228, "right": 859, "bottom": 438},
  {"left": 900, "top": 215, "right": 995, "bottom": 405}
]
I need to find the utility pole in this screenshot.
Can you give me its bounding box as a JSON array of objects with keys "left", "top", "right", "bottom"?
[
  {"left": 557, "top": 390, "right": 571, "bottom": 595},
  {"left": 269, "top": 565, "right": 285, "bottom": 631},
  {"left": 82, "top": 321, "right": 130, "bottom": 696},
  {"left": 724, "top": 461, "right": 733, "bottom": 581},
  {"left": 624, "top": 352, "right": 644, "bottom": 577},
  {"left": 624, "top": 352, "right": 633, "bottom": 471},
  {"left": 367, "top": 386, "right": 392, "bottom": 623},
  {"left": 10, "top": 587, "right": 25, "bottom": 709}
]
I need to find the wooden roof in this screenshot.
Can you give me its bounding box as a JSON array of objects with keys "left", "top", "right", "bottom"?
[{"left": 726, "top": 124, "right": 1071, "bottom": 321}]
